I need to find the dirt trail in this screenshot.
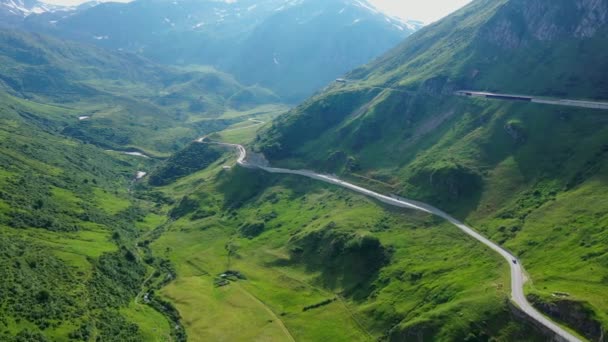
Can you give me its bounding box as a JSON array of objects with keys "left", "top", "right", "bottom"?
[{"left": 235, "top": 284, "right": 296, "bottom": 342}]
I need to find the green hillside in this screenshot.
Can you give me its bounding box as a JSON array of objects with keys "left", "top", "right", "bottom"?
[
  {"left": 0, "top": 28, "right": 285, "bottom": 341},
  {"left": 0, "top": 91, "right": 180, "bottom": 341},
  {"left": 254, "top": 0, "right": 608, "bottom": 339},
  {"left": 2, "top": 0, "right": 608, "bottom": 340},
  {"left": 143, "top": 153, "right": 544, "bottom": 341},
  {"left": 0, "top": 29, "right": 284, "bottom": 155}
]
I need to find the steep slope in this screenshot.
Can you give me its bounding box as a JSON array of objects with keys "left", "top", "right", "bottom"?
[
  {"left": 0, "top": 28, "right": 288, "bottom": 340},
  {"left": 0, "top": 91, "right": 181, "bottom": 341},
  {"left": 353, "top": 0, "right": 608, "bottom": 98},
  {"left": 225, "top": 0, "right": 421, "bottom": 101},
  {"left": 23, "top": 0, "right": 422, "bottom": 101},
  {"left": 255, "top": 0, "right": 608, "bottom": 339}
]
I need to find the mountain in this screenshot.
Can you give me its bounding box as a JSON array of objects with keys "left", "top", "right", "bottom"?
[
  {"left": 0, "top": 0, "right": 70, "bottom": 26},
  {"left": 5, "top": 0, "right": 607, "bottom": 340},
  {"left": 254, "top": 0, "right": 608, "bottom": 339},
  {"left": 0, "top": 0, "right": 63, "bottom": 17},
  {"left": 0, "top": 28, "right": 284, "bottom": 154},
  {"left": 0, "top": 27, "right": 288, "bottom": 340},
  {"left": 23, "top": 0, "right": 422, "bottom": 101},
  {"left": 0, "top": 88, "right": 178, "bottom": 341}
]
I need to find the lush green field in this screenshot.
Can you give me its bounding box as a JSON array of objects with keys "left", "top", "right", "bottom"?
[{"left": 142, "top": 138, "right": 544, "bottom": 341}]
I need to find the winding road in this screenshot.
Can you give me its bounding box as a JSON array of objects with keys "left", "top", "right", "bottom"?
[{"left": 200, "top": 137, "right": 583, "bottom": 342}]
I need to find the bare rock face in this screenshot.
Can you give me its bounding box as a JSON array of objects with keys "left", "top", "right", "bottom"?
[
  {"left": 504, "top": 122, "right": 526, "bottom": 143},
  {"left": 482, "top": 0, "right": 608, "bottom": 49},
  {"left": 575, "top": 0, "right": 608, "bottom": 38},
  {"left": 522, "top": 1, "right": 562, "bottom": 41},
  {"left": 527, "top": 294, "right": 605, "bottom": 342},
  {"left": 485, "top": 17, "right": 522, "bottom": 49}
]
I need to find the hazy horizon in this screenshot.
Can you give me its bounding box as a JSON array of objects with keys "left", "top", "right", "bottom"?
[{"left": 41, "top": 0, "right": 472, "bottom": 23}]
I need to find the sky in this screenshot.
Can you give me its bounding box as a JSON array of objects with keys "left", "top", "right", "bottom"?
[
  {"left": 369, "top": 0, "right": 471, "bottom": 23},
  {"left": 42, "top": 0, "right": 472, "bottom": 24}
]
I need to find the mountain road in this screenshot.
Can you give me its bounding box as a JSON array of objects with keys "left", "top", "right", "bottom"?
[
  {"left": 200, "top": 138, "right": 584, "bottom": 342},
  {"left": 455, "top": 90, "right": 608, "bottom": 110}
]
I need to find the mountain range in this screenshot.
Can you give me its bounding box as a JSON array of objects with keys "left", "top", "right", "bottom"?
[
  {"left": 17, "top": 0, "right": 421, "bottom": 101},
  {"left": 0, "top": 26, "right": 285, "bottom": 340},
  {"left": 0, "top": 28, "right": 286, "bottom": 155},
  {"left": 1, "top": 0, "right": 607, "bottom": 341},
  {"left": 254, "top": 0, "right": 608, "bottom": 338},
  {"left": 0, "top": 0, "right": 90, "bottom": 26},
  {"left": 0, "top": 0, "right": 63, "bottom": 17}
]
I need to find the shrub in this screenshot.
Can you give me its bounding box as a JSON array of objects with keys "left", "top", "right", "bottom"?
[{"left": 239, "top": 222, "right": 266, "bottom": 239}]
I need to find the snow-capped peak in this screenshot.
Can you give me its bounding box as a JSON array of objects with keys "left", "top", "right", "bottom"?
[{"left": 0, "top": 0, "right": 72, "bottom": 17}]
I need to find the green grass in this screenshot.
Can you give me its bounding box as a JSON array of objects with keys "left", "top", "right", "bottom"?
[
  {"left": 209, "top": 104, "right": 287, "bottom": 144},
  {"left": 213, "top": 124, "right": 264, "bottom": 144},
  {"left": 5, "top": 225, "right": 117, "bottom": 272},
  {"left": 258, "top": 88, "right": 608, "bottom": 338},
  {"left": 0, "top": 28, "right": 294, "bottom": 342},
  {"left": 121, "top": 301, "right": 172, "bottom": 342},
  {"left": 93, "top": 188, "right": 132, "bottom": 215},
  {"left": 0, "top": 29, "right": 287, "bottom": 156},
  {"left": 161, "top": 277, "right": 293, "bottom": 341},
  {"left": 0, "top": 89, "right": 178, "bottom": 341},
  {"left": 250, "top": 4, "right": 608, "bottom": 337},
  {"left": 146, "top": 161, "right": 541, "bottom": 341},
  {"left": 506, "top": 179, "right": 608, "bottom": 320},
  {"left": 50, "top": 187, "right": 83, "bottom": 213},
  {"left": 3, "top": 2, "right": 607, "bottom": 338},
  {"left": 135, "top": 213, "right": 167, "bottom": 233}
]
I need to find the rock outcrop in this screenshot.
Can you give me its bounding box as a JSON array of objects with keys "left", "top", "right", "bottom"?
[{"left": 482, "top": 0, "right": 608, "bottom": 49}]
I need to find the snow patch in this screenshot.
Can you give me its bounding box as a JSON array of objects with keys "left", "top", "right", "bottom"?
[
  {"left": 164, "top": 17, "right": 175, "bottom": 27},
  {"left": 404, "top": 21, "right": 422, "bottom": 31},
  {"left": 353, "top": 0, "right": 380, "bottom": 15},
  {"left": 2, "top": 0, "right": 76, "bottom": 17}
]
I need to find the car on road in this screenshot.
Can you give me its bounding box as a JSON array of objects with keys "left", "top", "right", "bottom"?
[{"left": 512, "top": 259, "right": 517, "bottom": 264}]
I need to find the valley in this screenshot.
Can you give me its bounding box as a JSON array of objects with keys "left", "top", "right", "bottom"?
[
  {"left": 0, "top": 0, "right": 607, "bottom": 341},
  {"left": 202, "top": 134, "right": 589, "bottom": 341}
]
